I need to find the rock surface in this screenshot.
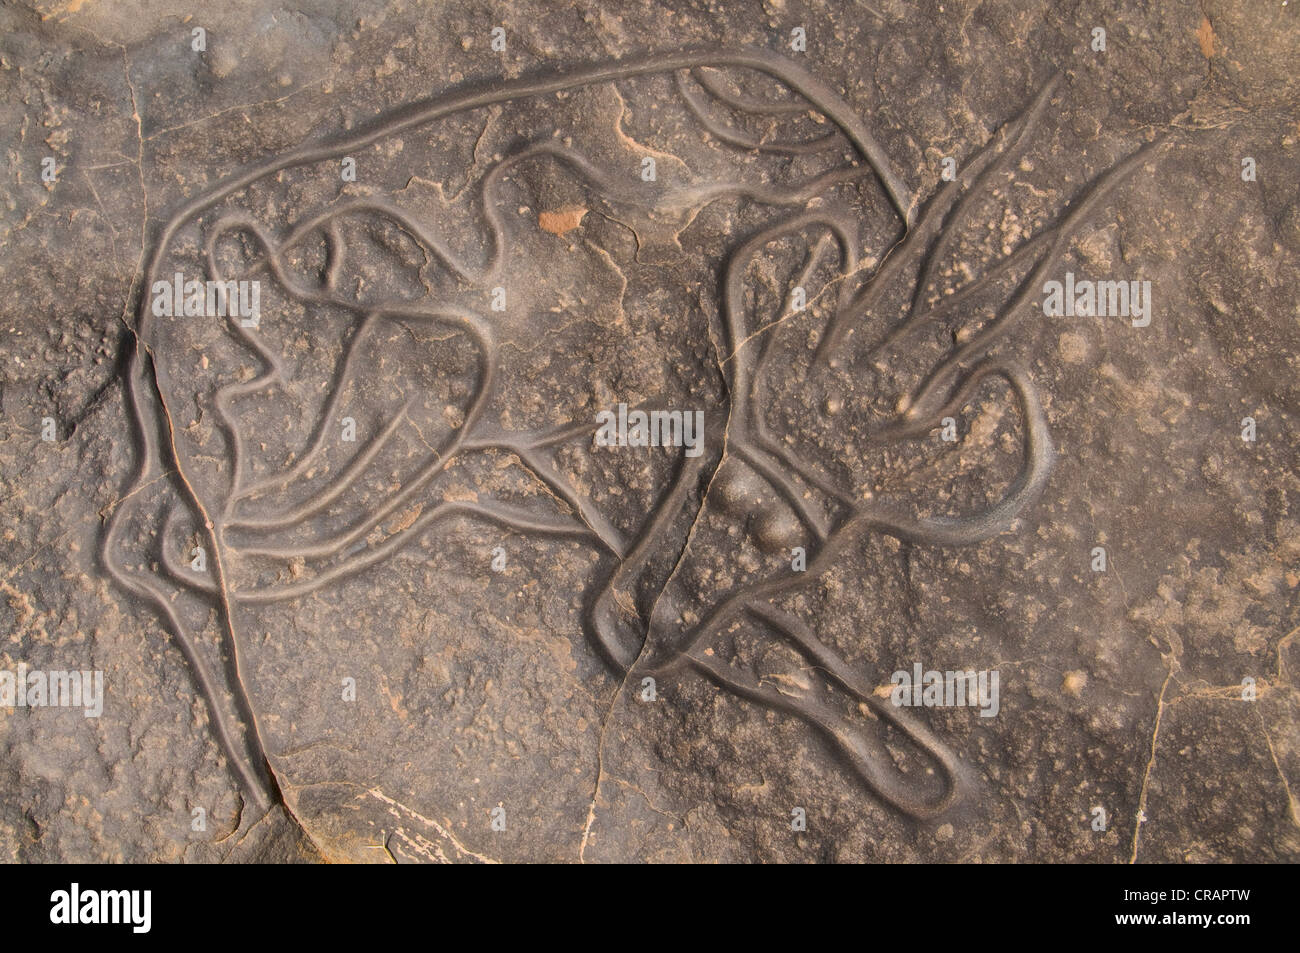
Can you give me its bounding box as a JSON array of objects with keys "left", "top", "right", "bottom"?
[{"left": 0, "top": 0, "right": 1296, "bottom": 863}]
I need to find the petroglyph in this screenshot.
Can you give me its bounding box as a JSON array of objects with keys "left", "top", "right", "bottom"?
[{"left": 103, "top": 49, "right": 1167, "bottom": 823}]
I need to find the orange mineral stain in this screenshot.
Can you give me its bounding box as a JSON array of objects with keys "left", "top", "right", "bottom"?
[
  {"left": 1197, "top": 16, "right": 1217, "bottom": 58},
  {"left": 539, "top": 205, "right": 587, "bottom": 235}
]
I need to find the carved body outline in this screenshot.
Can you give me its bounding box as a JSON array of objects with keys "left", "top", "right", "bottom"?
[{"left": 104, "top": 48, "right": 1164, "bottom": 825}]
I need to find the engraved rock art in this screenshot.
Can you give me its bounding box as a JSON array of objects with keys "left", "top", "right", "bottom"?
[{"left": 103, "top": 49, "right": 1168, "bottom": 832}]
